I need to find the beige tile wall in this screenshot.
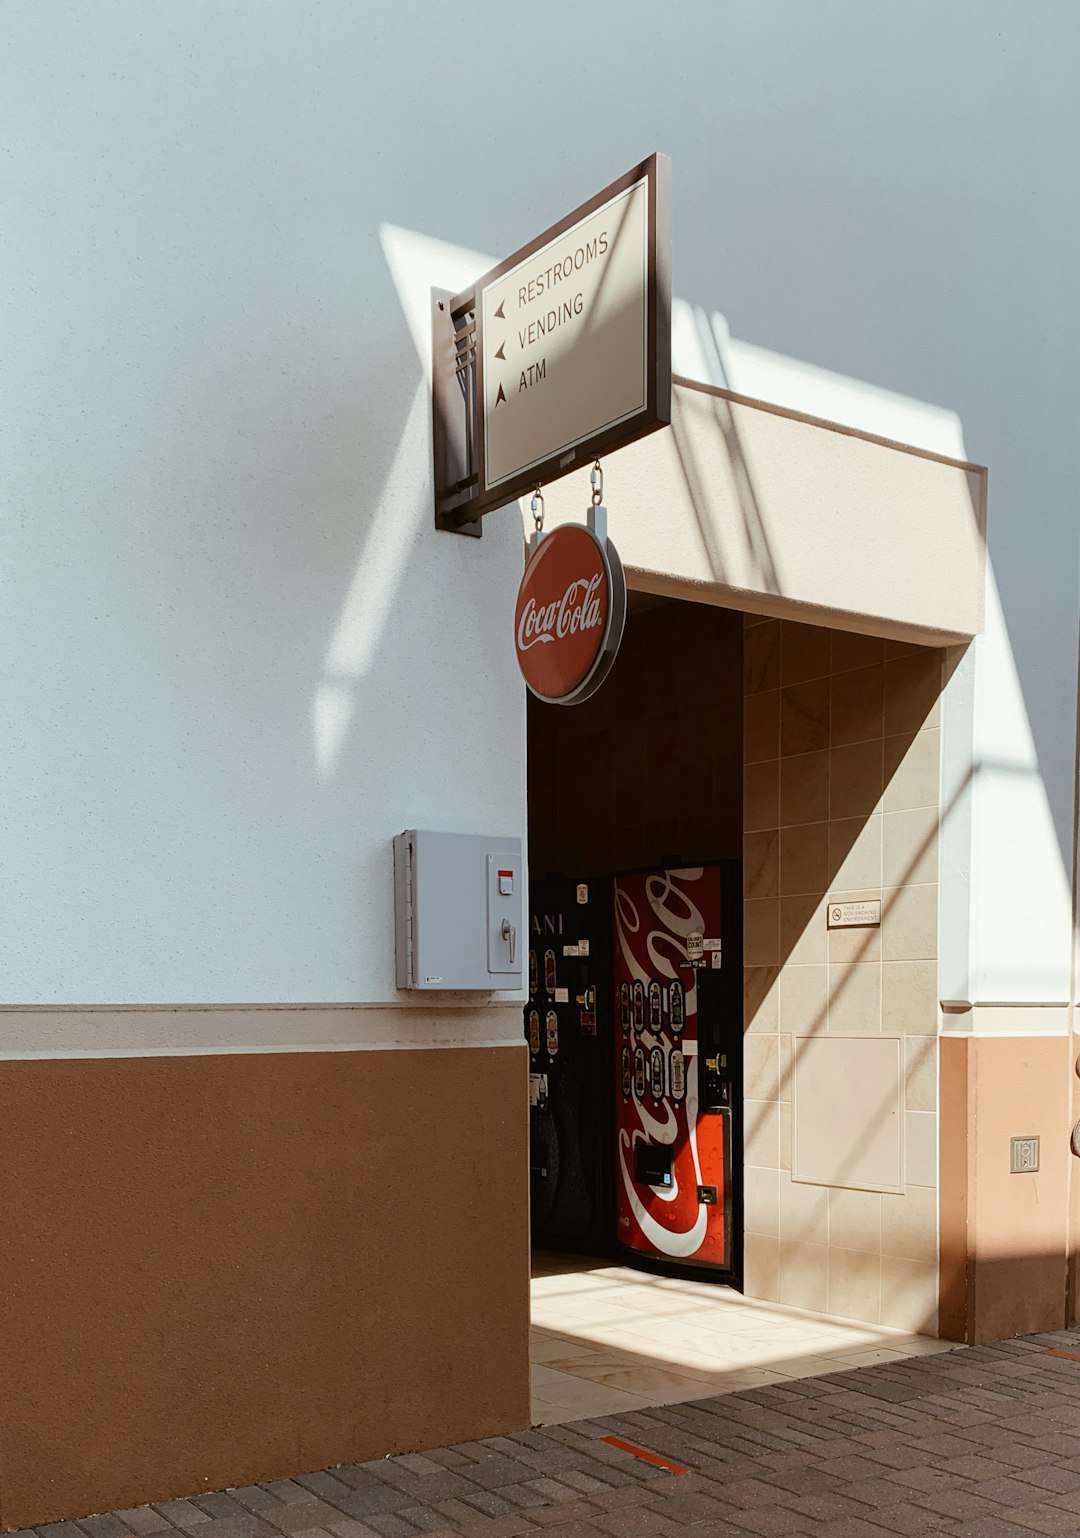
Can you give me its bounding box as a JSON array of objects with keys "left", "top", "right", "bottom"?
[{"left": 742, "top": 616, "right": 943, "bottom": 1333}]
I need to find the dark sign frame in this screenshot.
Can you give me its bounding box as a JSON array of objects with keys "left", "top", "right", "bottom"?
[{"left": 433, "top": 153, "right": 671, "bottom": 535}]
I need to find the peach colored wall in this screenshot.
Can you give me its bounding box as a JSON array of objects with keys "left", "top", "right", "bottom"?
[
  {"left": 940, "top": 1034, "right": 1072, "bottom": 1343},
  {"left": 938, "top": 1035, "right": 972, "bottom": 1341},
  {"left": 742, "top": 616, "right": 942, "bottom": 1331},
  {"left": 1070, "top": 1031, "right": 1080, "bottom": 1326}
]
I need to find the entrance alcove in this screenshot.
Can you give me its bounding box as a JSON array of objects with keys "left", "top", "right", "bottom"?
[
  {"left": 527, "top": 594, "right": 744, "bottom": 882},
  {"left": 520, "top": 376, "right": 987, "bottom": 1424}
]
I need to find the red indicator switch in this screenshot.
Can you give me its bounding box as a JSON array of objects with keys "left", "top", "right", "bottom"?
[{"left": 498, "top": 869, "right": 514, "bottom": 896}]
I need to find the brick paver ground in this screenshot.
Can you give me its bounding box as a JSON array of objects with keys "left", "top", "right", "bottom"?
[{"left": 17, "top": 1328, "right": 1080, "bottom": 1538}]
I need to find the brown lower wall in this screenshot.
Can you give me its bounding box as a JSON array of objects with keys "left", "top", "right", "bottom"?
[
  {"left": 1070, "top": 1027, "right": 1080, "bottom": 1325},
  {"left": 939, "top": 1032, "right": 1071, "bottom": 1344},
  {"left": 0, "top": 1045, "right": 530, "bottom": 1529}
]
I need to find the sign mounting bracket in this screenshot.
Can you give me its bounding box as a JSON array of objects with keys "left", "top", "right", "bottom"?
[{"left": 432, "top": 288, "right": 483, "bottom": 536}]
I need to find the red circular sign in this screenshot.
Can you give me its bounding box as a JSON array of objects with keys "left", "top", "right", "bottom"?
[{"left": 514, "top": 524, "right": 626, "bottom": 705}]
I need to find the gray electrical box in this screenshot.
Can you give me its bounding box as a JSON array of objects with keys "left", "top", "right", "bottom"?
[{"left": 393, "top": 829, "right": 524, "bottom": 990}]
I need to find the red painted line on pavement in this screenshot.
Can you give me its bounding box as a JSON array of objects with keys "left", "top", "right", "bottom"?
[
  {"left": 601, "top": 1435, "right": 689, "bottom": 1475},
  {"left": 1045, "top": 1349, "right": 1080, "bottom": 1361}
]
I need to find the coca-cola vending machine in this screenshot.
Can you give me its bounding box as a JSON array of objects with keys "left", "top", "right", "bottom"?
[
  {"left": 612, "top": 864, "right": 741, "bottom": 1276},
  {"left": 525, "top": 876, "right": 614, "bottom": 1253}
]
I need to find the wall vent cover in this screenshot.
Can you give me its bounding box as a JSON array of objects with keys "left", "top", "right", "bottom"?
[{"left": 1010, "top": 1136, "right": 1040, "bottom": 1174}]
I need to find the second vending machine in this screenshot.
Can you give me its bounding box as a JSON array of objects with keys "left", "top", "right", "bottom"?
[{"left": 612, "top": 863, "right": 742, "bottom": 1277}]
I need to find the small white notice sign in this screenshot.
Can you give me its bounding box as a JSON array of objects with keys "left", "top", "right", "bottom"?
[{"left": 827, "top": 900, "right": 882, "bottom": 929}]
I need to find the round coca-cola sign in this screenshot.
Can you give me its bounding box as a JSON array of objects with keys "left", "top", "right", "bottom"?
[{"left": 515, "top": 523, "right": 626, "bottom": 705}]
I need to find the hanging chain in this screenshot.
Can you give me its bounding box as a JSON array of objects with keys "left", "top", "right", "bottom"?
[
  {"left": 590, "top": 459, "right": 603, "bottom": 506},
  {"left": 530, "top": 485, "right": 545, "bottom": 533}
]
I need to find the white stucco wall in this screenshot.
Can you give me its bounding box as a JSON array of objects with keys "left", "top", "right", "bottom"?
[
  {"left": 2, "top": 1, "right": 1076, "bottom": 1012},
  {"left": 1, "top": 7, "right": 530, "bottom": 1007}
]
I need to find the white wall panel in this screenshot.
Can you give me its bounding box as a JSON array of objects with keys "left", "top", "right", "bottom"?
[{"left": 2, "top": 0, "right": 1076, "bottom": 1017}]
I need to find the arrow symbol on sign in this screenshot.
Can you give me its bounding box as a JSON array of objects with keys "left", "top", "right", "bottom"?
[
  {"left": 494, "top": 300, "right": 505, "bottom": 320},
  {"left": 495, "top": 382, "right": 507, "bottom": 406},
  {"left": 494, "top": 341, "right": 505, "bottom": 360}
]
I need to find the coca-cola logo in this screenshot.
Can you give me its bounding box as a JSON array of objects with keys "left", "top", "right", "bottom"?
[
  {"left": 514, "top": 524, "right": 626, "bottom": 705},
  {"left": 517, "top": 572, "right": 604, "bottom": 652}
]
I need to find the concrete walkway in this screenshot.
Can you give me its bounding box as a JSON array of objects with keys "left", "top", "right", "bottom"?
[
  {"left": 530, "top": 1253, "right": 953, "bottom": 1425},
  {"left": 16, "top": 1328, "right": 1080, "bottom": 1538}
]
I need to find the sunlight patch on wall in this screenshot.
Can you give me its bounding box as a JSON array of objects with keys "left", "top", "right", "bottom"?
[
  {"left": 379, "top": 223, "right": 492, "bottom": 381},
  {"left": 312, "top": 381, "right": 428, "bottom": 783},
  {"left": 968, "top": 566, "right": 1073, "bottom": 1002},
  {"left": 671, "top": 299, "right": 967, "bottom": 461},
  {"left": 312, "top": 225, "right": 510, "bottom": 786}
]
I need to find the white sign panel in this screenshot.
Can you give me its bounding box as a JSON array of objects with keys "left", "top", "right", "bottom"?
[
  {"left": 481, "top": 178, "right": 649, "bottom": 491},
  {"left": 827, "top": 899, "right": 882, "bottom": 929}
]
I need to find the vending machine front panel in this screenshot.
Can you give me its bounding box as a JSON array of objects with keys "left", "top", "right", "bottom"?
[
  {"left": 612, "top": 865, "right": 735, "bottom": 1275},
  {"left": 525, "top": 876, "right": 614, "bottom": 1254}
]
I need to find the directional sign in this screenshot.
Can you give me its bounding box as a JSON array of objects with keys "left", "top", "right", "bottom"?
[
  {"left": 483, "top": 168, "right": 655, "bottom": 492},
  {"left": 434, "top": 155, "right": 670, "bottom": 530}
]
